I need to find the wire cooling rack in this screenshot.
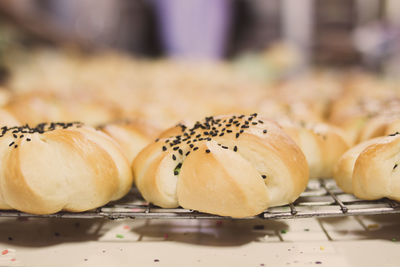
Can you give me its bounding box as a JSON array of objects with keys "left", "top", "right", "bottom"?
[{"left": 0, "top": 179, "right": 400, "bottom": 220}]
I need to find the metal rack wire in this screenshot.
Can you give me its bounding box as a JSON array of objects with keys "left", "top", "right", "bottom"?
[{"left": 1, "top": 179, "right": 400, "bottom": 220}]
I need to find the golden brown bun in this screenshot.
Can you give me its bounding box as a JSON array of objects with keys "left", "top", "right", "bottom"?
[
  {"left": 0, "top": 122, "right": 133, "bottom": 214},
  {"left": 132, "top": 114, "right": 309, "bottom": 218},
  {"left": 4, "top": 92, "right": 121, "bottom": 126},
  {"left": 333, "top": 133, "right": 400, "bottom": 201},
  {"left": 357, "top": 116, "right": 400, "bottom": 142},
  {"left": 281, "top": 121, "right": 350, "bottom": 179},
  {"left": 100, "top": 120, "right": 160, "bottom": 163}
]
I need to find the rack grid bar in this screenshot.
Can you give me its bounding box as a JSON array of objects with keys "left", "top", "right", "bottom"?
[{"left": 0, "top": 179, "right": 400, "bottom": 220}]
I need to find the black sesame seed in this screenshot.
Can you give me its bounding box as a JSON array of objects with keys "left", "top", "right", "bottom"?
[
  {"left": 263, "top": 130, "right": 267, "bottom": 134},
  {"left": 26, "top": 138, "right": 31, "bottom": 142},
  {"left": 262, "top": 175, "right": 267, "bottom": 179},
  {"left": 193, "top": 147, "right": 199, "bottom": 151},
  {"left": 172, "top": 154, "right": 176, "bottom": 160},
  {"left": 219, "top": 133, "right": 224, "bottom": 136},
  {"left": 178, "top": 149, "right": 183, "bottom": 155},
  {"left": 8, "top": 142, "right": 14, "bottom": 147},
  {"left": 252, "top": 122, "right": 258, "bottom": 125},
  {"left": 236, "top": 133, "right": 240, "bottom": 138},
  {"left": 389, "top": 132, "right": 400, "bottom": 137},
  {"left": 205, "top": 149, "right": 210, "bottom": 153},
  {"left": 233, "top": 146, "right": 238, "bottom": 152},
  {"left": 162, "top": 146, "right": 167, "bottom": 151},
  {"left": 258, "top": 120, "right": 264, "bottom": 124},
  {"left": 14, "top": 145, "right": 18, "bottom": 148},
  {"left": 394, "top": 164, "right": 398, "bottom": 170},
  {"left": 240, "top": 130, "right": 244, "bottom": 133},
  {"left": 190, "top": 144, "right": 194, "bottom": 148},
  {"left": 221, "top": 146, "right": 228, "bottom": 149},
  {"left": 186, "top": 151, "right": 190, "bottom": 156},
  {"left": 173, "top": 146, "right": 179, "bottom": 151},
  {"left": 174, "top": 171, "right": 179, "bottom": 175},
  {"left": 227, "top": 130, "right": 232, "bottom": 133}
]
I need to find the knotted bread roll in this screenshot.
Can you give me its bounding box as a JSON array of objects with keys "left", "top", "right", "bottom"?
[
  {"left": 334, "top": 132, "right": 400, "bottom": 201},
  {"left": 132, "top": 114, "right": 309, "bottom": 218},
  {"left": 357, "top": 115, "right": 400, "bottom": 142},
  {"left": 280, "top": 120, "right": 350, "bottom": 179},
  {"left": 0, "top": 122, "right": 133, "bottom": 214},
  {"left": 99, "top": 120, "right": 160, "bottom": 163}
]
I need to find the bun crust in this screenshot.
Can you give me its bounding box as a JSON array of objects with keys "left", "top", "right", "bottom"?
[
  {"left": 132, "top": 114, "right": 309, "bottom": 218},
  {"left": 281, "top": 121, "right": 350, "bottom": 179},
  {"left": 334, "top": 134, "right": 400, "bottom": 201},
  {"left": 100, "top": 120, "right": 160, "bottom": 163},
  {"left": 0, "top": 123, "right": 133, "bottom": 214}
]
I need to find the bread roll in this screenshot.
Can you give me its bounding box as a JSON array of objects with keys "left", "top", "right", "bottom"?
[
  {"left": 333, "top": 133, "right": 400, "bottom": 201},
  {"left": 132, "top": 114, "right": 309, "bottom": 218},
  {"left": 0, "top": 122, "right": 133, "bottom": 214},
  {"left": 281, "top": 121, "right": 350, "bottom": 179},
  {"left": 100, "top": 120, "right": 160, "bottom": 163},
  {"left": 4, "top": 92, "right": 121, "bottom": 126},
  {"left": 357, "top": 115, "right": 400, "bottom": 142}
]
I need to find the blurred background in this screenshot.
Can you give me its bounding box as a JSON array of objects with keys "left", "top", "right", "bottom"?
[
  {"left": 1, "top": 0, "right": 400, "bottom": 134},
  {"left": 2, "top": 0, "right": 400, "bottom": 70}
]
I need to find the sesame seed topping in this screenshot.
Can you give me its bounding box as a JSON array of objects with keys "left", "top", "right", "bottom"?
[
  {"left": 233, "top": 146, "right": 238, "bottom": 152},
  {"left": 172, "top": 154, "right": 176, "bottom": 160},
  {"left": 263, "top": 130, "right": 267, "bottom": 134},
  {"left": 162, "top": 146, "right": 167, "bottom": 151},
  {"left": 205, "top": 149, "right": 210, "bottom": 153},
  {"left": 261, "top": 175, "right": 267, "bottom": 179}
]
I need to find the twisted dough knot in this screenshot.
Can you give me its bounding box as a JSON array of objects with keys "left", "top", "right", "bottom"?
[
  {"left": 0, "top": 122, "right": 132, "bottom": 214},
  {"left": 133, "top": 114, "right": 309, "bottom": 218},
  {"left": 334, "top": 132, "right": 400, "bottom": 201}
]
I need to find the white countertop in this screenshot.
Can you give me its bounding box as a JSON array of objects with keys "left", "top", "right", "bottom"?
[{"left": 0, "top": 214, "right": 399, "bottom": 267}]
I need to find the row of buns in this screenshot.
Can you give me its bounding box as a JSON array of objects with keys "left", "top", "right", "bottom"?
[{"left": 0, "top": 50, "right": 400, "bottom": 217}]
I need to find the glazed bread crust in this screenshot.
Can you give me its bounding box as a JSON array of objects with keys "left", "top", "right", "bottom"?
[
  {"left": 0, "top": 123, "right": 133, "bottom": 214},
  {"left": 334, "top": 134, "right": 400, "bottom": 201},
  {"left": 100, "top": 120, "right": 159, "bottom": 163},
  {"left": 132, "top": 114, "right": 309, "bottom": 218},
  {"left": 281, "top": 121, "right": 350, "bottom": 179}
]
